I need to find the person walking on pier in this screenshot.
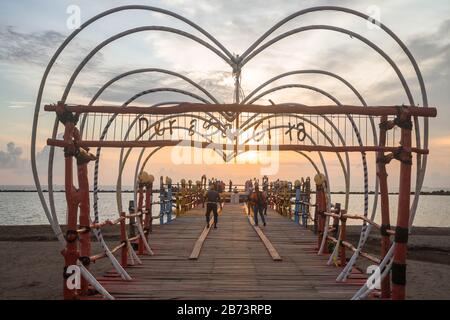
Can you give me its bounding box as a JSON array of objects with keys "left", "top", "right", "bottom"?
[
  {"left": 250, "top": 185, "right": 267, "bottom": 226},
  {"left": 205, "top": 184, "right": 221, "bottom": 229}
]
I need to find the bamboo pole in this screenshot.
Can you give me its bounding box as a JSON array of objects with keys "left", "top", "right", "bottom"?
[
  {"left": 392, "top": 114, "right": 413, "bottom": 300},
  {"left": 44, "top": 103, "right": 437, "bottom": 117}
]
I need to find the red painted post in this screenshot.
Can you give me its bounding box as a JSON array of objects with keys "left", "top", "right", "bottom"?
[
  {"left": 77, "top": 160, "right": 91, "bottom": 295},
  {"left": 377, "top": 115, "right": 393, "bottom": 298},
  {"left": 119, "top": 211, "right": 128, "bottom": 267},
  {"left": 392, "top": 110, "right": 413, "bottom": 300},
  {"left": 61, "top": 122, "right": 80, "bottom": 300}
]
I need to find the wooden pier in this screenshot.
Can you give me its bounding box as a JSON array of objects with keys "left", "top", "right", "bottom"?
[{"left": 91, "top": 204, "right": 366, "bottom": 300}]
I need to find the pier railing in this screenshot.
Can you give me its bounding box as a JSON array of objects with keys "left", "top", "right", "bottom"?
[
  {"left": 267, "top": 174, "right": 397, "bottom": 299},
  {"left": 63, "top": 173, "right": 204, "bottom": 299}
]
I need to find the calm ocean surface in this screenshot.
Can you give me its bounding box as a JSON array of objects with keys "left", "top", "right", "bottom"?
[{"left": 0, "top": 192, "right": 449, "bottom": 227}]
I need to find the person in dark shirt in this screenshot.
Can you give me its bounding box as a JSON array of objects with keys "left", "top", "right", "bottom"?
[{"left": 205, "top": 184, "right": 221, "bottom": 228}]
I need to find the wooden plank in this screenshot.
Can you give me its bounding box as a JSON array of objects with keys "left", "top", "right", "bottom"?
[
  {"left": 189, "top": 216, "right": 214, "bottom": 260},
  {"left": 247, "top": 215, "right": 282, "bottom": 261}
]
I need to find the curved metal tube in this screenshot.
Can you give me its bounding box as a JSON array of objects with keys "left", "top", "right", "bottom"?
[
  {"left": 42, "top": 24, "right": 235, "bottom": 264},
  {"left": 80, "top": 67, "right": 221, "bottom": 132},
  {"left": 90, "top": 92, "right": 215, "bottom": 271},
  {"left": 30, "top": 5, "right": 430, "bottom": 301},
  {"left": 84, "top": 70, "right": 221, "bottom": 274},
  {"left": 31, "top": 5, "right": 234, "bottom": 244},
  {"left": 241, "top": 24, "right": 426, "bottom": 230},
  {"left": 63, "top": 26, "right": 233, "bottom": 103},
  {"left": 241, "top": 6, "right": 429, "bottom": 202},
  {"left": 243, "top": 87, "right": 352, "bottom": 209},
  {"left": 244, "top": 84, "right": 370, "bottom": 256},
  {"left": 118, "top": 126, "right": 228, "bottom": 219},
  {"left": 243, "top": 69, "right": 379, "bottom": 226},
  {"left": 296, "top": 151, "right": 321, "bottom": 175},
  {"left": 239, "top": 113, "right": 348, "bottom": 194}
]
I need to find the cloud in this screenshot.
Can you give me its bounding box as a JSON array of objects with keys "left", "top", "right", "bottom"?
[
  {"left": 0, "top": 26, "right": 104, "bottom": 68},
  {"left": 0, "top": 142, "right": 26, "bottom": 169},
  {"left": 6, "top": 101, "right": 33, "bottom": 109},
  {"left": 0, "top": 26, "right": 66, "bottom": 65},
  {"left": 367, "top": 19, "right": 450, "bottom": 105}
]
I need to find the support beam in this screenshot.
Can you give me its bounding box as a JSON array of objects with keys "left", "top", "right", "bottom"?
[
  {"left": 46, "top": 138, "right": 429, "bottom": 154},
  {"left": 44, "top": 103, "right": 437, "bottom": 117}
]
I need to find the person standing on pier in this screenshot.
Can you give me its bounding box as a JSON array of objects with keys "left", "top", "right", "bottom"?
[
  {"left": 205, "top": 184, "right": 221, "bottom": 229},
  {"left": 250, "top": 185, "right": 267, "bottom": 226},
  {"left": 262, "top": 185, "right": 268, "bottom": 215}
]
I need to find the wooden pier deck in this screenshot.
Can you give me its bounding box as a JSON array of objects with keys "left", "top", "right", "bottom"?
[{"left": 94, "top": 204, "right": 366, "bottom": 299}]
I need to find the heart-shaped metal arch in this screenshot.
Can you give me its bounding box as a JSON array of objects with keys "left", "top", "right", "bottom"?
[{"left": 30, "top": 5, "right": 430, "bottom": 301}]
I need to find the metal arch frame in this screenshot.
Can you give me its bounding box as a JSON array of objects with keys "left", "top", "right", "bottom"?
[
  {"left": 241, "top": 69, "right": 379, "bottom": 225},
  {"left": 85, "top": 79, "right": 219, "bottom": 214},
  {"left": 44, "top": 26, "right": 234, "bottom": 243},
  {"left": 239, "top": 7, "right": 428, "bottom": 297},
  {"left": 134, "top": 134, "right": 330, "bottom": 212},
  {"left": 29, "top": 5, "right": 431, "bottom": 301},
  {"left": 89, "top": 94, "right": 217, "bottom": 274},
  {"left": 61, "top": 26, "right": 232, "bottom": 102},
  {"left": 81, "top": 66, "right": 222, "bottom": 236},
  {"left": 241, "top": 6, "right": 430, "bottom": 211},
  {"left": 238, "top": 23, "right": 425, "bottom": 228},
  {"left": 237, "top": 24, "right": 427, "bottom": 283},
  {"left": 118, "top": 126, "right": 228, "bottom": 219},
  {"left": 31, "top": 5, "right": 235, "bottom": 250},
  {"left": 114, "top": 113, "right": 231, "bottom": 212},
  {"left": 79, "top": 67, "right": 222, "bottom": 133},
  {"left": 243, "top": 83, "right": 371, "bottom": 258},
  {"left": 239, "top": 114, "right": 346, "bottom": 199},
  {"left": 90, "top": 86, "right": 226, "bottom": 267},
  {"left": 31, "top": 6, "right": 237, "bottom": 297},
  {"left": 242, "top": 70, "right": 380, "bottom": 257},
  {"left": 74, "top": 64, "right": 225, "bottom": 276},
  {"left": 240, "top": 5, "right": 428, "bottom": 164},
  {"left": 244, "top": 87, "right": 353, "bottom": 207},
  {"left": 45, "top": 23, "right": 232, "bottom": 257}
]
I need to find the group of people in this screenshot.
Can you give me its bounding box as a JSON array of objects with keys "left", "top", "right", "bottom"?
[{"left": 203, "top": 177, "right": 270, "bottom": 229}]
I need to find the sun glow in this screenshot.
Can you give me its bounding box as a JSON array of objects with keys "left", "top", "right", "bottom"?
[{"left": 236, "top": 150, "right": 259, "bottom": 164}]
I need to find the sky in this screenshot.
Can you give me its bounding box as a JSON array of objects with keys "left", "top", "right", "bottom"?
[{"left": 0, "top": 0, "right": 449, "bottom": 191}]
